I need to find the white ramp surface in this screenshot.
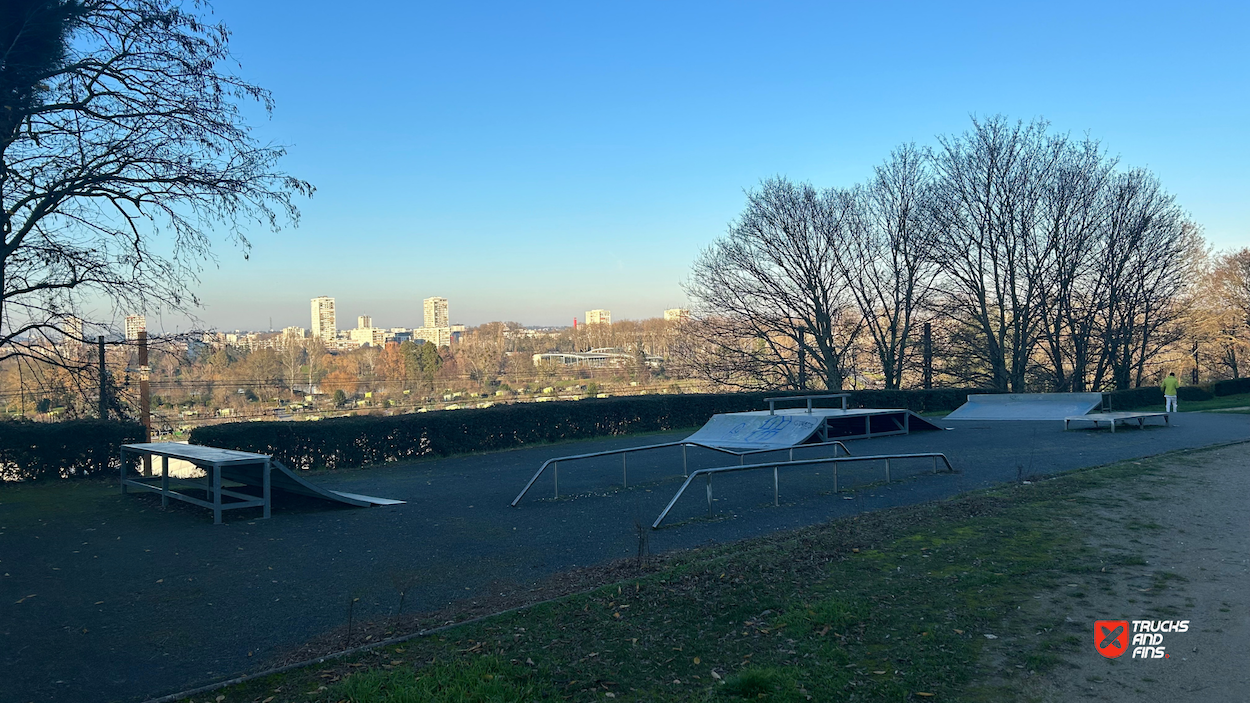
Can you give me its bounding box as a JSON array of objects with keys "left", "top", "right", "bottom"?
[
  {"left": 684, "top": 408, "right": 943, "bottom": 448},
  {"left": 945, "top": 393, "right": 1103, "bottom": 421},
  {"left": 684, "top": 412, "right": 826, "bottom": 449}
]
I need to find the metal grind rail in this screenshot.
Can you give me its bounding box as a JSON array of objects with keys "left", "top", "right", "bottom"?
[
  {"left": 510, "top": 439, "right": 852, "bottom": 507},
  {"left": 652, "top": 452, "right": 956, "bottom": 529}
]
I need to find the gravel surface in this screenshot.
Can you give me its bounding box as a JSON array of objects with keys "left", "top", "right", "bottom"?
[
  {"left": 1, "top": 412, "right": 1246, "bottom": 703},
  {"left": 1027, "top": 442, "right": 1250, "bottom": 700}
]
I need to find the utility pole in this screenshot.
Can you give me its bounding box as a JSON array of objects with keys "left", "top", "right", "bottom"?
[
  {"left": 98, "top": 335, "right": 107, "bottom": 419},
  {"left": 139, "top": 331, "right": 152, "bottom": 476},
  {"left": 1191, "top": 339, "right": 1200, "bottom": 385},
  {"left": 797, "top": 328, "right": 807, "bottom": 392},
  {"left": 922, "top": 322, "right": 933, "bottom": 390}
]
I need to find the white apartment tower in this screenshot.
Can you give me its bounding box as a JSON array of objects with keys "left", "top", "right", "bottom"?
[
  {"left": 357, "top": 315, "right": 372, "bottom": 329},
  {"left": 124, "top": 315, "right": 146, "bottom": 341},
  {"left": 424, "top": 297, "right": 449, "bottom": 328},
  {"left": 310, "top": 296, "right": 336, "bottom": 340},
  {"left": 585, "top": 309, "right": 611, "bottom": 325}
]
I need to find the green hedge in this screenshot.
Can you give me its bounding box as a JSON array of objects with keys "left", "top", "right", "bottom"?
[
  {"left": 1103, "top": 387, "right": 1163, "bottom": 410},
  {"left": 0, "top": 419, "right": 145, "bottom": 481},
  {"left": 1105, "top": 383, "right": 1227, "bottom": 409},
  {"left": 1178, "top": 386, "right": 1214, "bottom": 402},
  {"left": 190, "top": 389, "right": 995, "bottom": 471},
  {"left": 1212, "top": 378, "right": 1250, "bottom": 396}
]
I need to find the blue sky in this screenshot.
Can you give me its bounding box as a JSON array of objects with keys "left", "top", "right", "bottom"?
[{"left": 176, "top": 0, "right": 1248, "bottom": 332}]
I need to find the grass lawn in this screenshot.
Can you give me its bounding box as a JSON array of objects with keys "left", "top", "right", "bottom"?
[{"left": 196, "top": 448, "right": 1194, "bottom": 703}]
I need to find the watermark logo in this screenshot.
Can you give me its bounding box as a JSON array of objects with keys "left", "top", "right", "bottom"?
[
  {"left": 1095, "top": 620, "right": 1189, "bottom": 659},
  {"left": 1094, "top": 620, "right": 1129, "bottom": 659}
]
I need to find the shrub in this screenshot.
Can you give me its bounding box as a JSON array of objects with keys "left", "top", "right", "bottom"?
[
  {"left": 1104, "top": 387, "right": 1163, "bottom": 410},
  {"left": 0, "top": 419, "right": 145, "bottom": 481},
  {"left": 1212, "top": 377, "right": 1250, "bottom": 396},
  {"left": 1177, "top": 385, "right": 1213, "bottom": 402},
  {"left": 190, "top": 389, "right": 995, "bottom": 471}
]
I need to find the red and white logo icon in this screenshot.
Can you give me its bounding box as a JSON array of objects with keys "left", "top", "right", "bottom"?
[{"left": 1095, "top": 620, "right": 1129, "bottom": 658}]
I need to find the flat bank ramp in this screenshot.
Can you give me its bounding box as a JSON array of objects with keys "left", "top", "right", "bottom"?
[
  {"left": 220, "top": 460, "right": 404, "bottom": 507},
  {"left": 945, "top": 393, "right": 1103, "bottom": 421},
  {"left": 684, "top": 408, "right": 943, "bottom": 449}
]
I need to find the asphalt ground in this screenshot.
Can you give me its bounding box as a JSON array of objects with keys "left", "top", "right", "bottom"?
[{"left": 1, "top": 412, "right": 1246, "bottom": 703}]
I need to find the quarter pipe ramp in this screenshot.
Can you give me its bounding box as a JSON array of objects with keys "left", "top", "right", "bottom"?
[
  {"left": 221, "top": 460, "right": 404, "bottom": 507},
  {"left": 944, "top": 393, "right": 1104, "bottom": 421},
  {"left": 684, "top": 408, "right": 944, "bottom": 450}
]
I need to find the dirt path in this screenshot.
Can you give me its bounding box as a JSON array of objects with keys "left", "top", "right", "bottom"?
[{"left": 1023, "top": 442, "right": 1250, "bottom": 700}]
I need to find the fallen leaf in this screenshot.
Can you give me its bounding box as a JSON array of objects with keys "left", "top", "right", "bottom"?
[
  {"left": 873, "top": 670, "right": 886, "bottom": 674},
  {"left": 954, "top": 629, "right": 964, "bottom": 634},
  {"left": 983, "top": 634, "right": 998, "bottom": 639},
  {"left": 693, "top": 657, "right": 701, "bottom": 665},
  {"left": 916, "top": 693, "right": 935, "bottom": 698}
]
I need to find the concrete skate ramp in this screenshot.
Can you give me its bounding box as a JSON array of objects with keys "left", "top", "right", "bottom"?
[
  {"left": 221, "top": 460, "right": 404, "bottom": 507},
  {"left": 945, "top": 393, "right": 1103, "bottom": 421},
  {"left": 684, "top": 408, "right": 943, "bottom": 449}
]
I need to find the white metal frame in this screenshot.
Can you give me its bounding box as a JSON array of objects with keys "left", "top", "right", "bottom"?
[{"left": 120, "top": 443, "right": 272, "bottom": 525}]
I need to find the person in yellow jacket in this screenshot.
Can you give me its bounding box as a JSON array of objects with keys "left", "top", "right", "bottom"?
[{"left": 1161, "top": 372, "right": 1180, "bottom": 413}]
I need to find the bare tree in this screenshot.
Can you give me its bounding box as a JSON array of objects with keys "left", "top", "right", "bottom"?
[
  {"left": 929, "top": 116, "right": 1063, "bottom": 391},
  {"left": 837, "top": 144, "right": 939, "bottom": 389},
  {"left": 1033, "top": 137, "right": 1116, "bottom": 391},
  {"left": 1088, "top": 172, "right": 1195, "bottom": 389},
  {"left": 684, "top": 177, "right": 860, "bottom": 390},
  {"left": 0, "top": 0, "right": 311, "bottom": 378}
]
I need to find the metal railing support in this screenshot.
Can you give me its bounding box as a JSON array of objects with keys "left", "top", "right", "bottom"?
[
  {"left": 682, "top": 444, "right": 688, "bottom": 477},
  {"left": 511, "top": 439, "right": 852, "bottom": 507},
  {"left": 652, "top": 452, "right": 955, "bottom": 528}
]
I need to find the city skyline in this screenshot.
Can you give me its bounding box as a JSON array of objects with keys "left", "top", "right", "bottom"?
[{"left": 170, "top": 0, "right": 1243, "bottom": 331}]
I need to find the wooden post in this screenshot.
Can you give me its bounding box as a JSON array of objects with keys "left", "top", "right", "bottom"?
[
  {"left": 922, "top": 322, "right": 933, "bottom": 390},
  {"left": 98, "top": 335, "right": 108, "bottom": 419}
]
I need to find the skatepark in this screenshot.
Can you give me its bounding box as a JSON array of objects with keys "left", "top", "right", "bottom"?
[{"left": 3, "top": 395, "right": 1248, "bottom": 703}]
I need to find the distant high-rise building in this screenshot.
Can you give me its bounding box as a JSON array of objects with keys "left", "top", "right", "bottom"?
[
  {"left": 65, "top": 316, "right": 84, "bottom": 342},
  {"left": 664, "top": 308, "right": 690, "bottom": 321},
  {"left": 311, "top": 296, "right": 336, "bottom": 340},
  {"left": 357, "top": 315, "right": 372, "bottom": 329},
  {"left": 586, "top": 309, "right": 611, "bottom": 325},
  {"left": 423, "top": 297, "right": 449, "bottom": 329},
  {"left": 125, "top": 315, "right": 146, "bottom": 341}
]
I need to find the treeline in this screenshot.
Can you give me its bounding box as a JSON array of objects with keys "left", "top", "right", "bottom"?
[{"left": 681, "top": 115, "right": 1246, "bottom": 392}]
